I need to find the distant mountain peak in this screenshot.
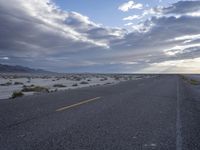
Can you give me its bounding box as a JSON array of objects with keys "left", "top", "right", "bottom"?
[{"left": 0, "top": 64, "right": 53, "bottom": 74}]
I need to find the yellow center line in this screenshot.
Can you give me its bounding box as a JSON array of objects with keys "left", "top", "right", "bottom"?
[{"left": 56, "top": 97, "right": 101, "bottom": 112}]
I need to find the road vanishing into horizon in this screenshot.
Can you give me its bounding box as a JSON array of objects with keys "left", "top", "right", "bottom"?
[{"left": 0, "top": 75, "right": 200, "bottom": 150}]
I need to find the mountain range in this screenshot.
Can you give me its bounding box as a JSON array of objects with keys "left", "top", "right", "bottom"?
[{"left": 0, "top": 64, "right": 53, "bottom": 74}]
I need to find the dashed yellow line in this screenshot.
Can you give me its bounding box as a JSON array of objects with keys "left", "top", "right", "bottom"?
[{"left": 56, "top": 97, "right": 101, "bottom": 112}]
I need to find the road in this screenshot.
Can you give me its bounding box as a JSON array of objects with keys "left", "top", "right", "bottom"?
[{"left": 0, "top": 75, "right": 200, "bottom": 150}]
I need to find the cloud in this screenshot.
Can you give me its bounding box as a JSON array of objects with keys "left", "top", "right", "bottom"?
[
  {"left": 131, "top": 19, "right": 155, "bottom": 32},
  {"left": 122, "top": 7, "right": 162, "bottom": 24},
  {"left": 123, "top": 15, "right": 142, "bottom": 21},
  {"left": 140, "top": 57, "right": 200, "bottom": 73},
  {"left": 0, "top": 57, "right": 9, "bottom": 60},
  {"left": 0, "top": 0, "right": 126, "bottom": 57},
  {"left": 169, "top": 34, "right": 200, "bottom": 42},
  {"left": 142, "top": 7, "right": 163, "bottom": 16},
  {"left": 162, "top": 1, "right": 200, "bottom": 15},
  {"left": 0, "top": 0, "right": 200, "bottom": 73},
  {"left": 118, "top": 1, "right": 143, "bottom": 12},
  {"left": 164, "top": 43, "right": 200, "bottom": 56},
  {"left": 124, "top": 22, "right": 133, "bottom": 26}
]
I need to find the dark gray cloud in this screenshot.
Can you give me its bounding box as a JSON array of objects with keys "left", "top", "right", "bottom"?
[
  {"left": 163, "top": 0, "right": 200, "bottom": 15},
  {"left": 0, "top": 0, "right": 200, "bottom": 73}
]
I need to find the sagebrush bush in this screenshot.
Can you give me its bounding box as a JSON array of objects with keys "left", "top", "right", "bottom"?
[
  {"left": 11, "top": 91, "right": 24, "bottom": 99},
  {"left": 72, "top": 83, "right": 78, "bottom": 86},
  {"left": 80, "top": 81, "right": 89, "bottom": 84},
  {"left": 53, "top": 84, "right": 66, "bottom": 88},
  {"left": 22, "top": 85, "right": 49, "bottom": 92}
]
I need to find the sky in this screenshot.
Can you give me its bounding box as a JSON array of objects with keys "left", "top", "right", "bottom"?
[
  {"left": 54, "top": 0, "right": 178, "bottom": 28},
  {"left": 0, "top": 0, "right": 200, "bottom": 73}
]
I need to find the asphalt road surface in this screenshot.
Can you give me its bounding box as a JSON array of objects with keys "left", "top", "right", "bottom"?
[{"left": 0, "top": 75, "right": 200, "bottom": 150}]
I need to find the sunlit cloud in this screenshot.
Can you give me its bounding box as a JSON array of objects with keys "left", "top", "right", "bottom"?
[
  {"left": 123, "top": 15, "right": 142, "bottom": 21},
  {"left": 118, "top": 1, "right": 143, "bottom": 12},
  {"left": 140, "top": 57, "right": 200, "bottom": 73},
  {"left": 1, "top": 57, "right": 10, "bottom": 60},
  {"left": 124, "top": 22, "right": 134, "bottom": 26},
  {"left": 164, "top": 43, "right": 200, "bottom": 56}
]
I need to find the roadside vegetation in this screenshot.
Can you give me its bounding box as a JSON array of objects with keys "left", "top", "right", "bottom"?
[
  {"left": 11, "top": 91, "right": 24, "bottom": 99},
  {"left": 14, "top": 81, "right": 24, "bottom": 85},
  {"left": 180, "top": 75, "right": 200, "bottom": 85},
  {"left": 80, "top": 81, "right": 89, "bottom": 84},
  {"left": 0, "top": 82, "right": 12, "bottom": 86},
  {"left": 22, "top": 85, "right": 49, "bottom": 93},
  {"left": 53, "top": 84, "right": 67, "bottom": 88},
  {"left": 100, "top": 78, "right": 108, "bottom": 81},
  {"left": 72, "top": 83, "right": 78, "bottom": 87},
  {"left": 189, "top": 79, "right": 199, "bottom": 85}
]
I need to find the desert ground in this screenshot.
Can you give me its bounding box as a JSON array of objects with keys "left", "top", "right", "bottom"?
[{"left": 0, "top": 73, "right": 153, "bottom": 99}]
